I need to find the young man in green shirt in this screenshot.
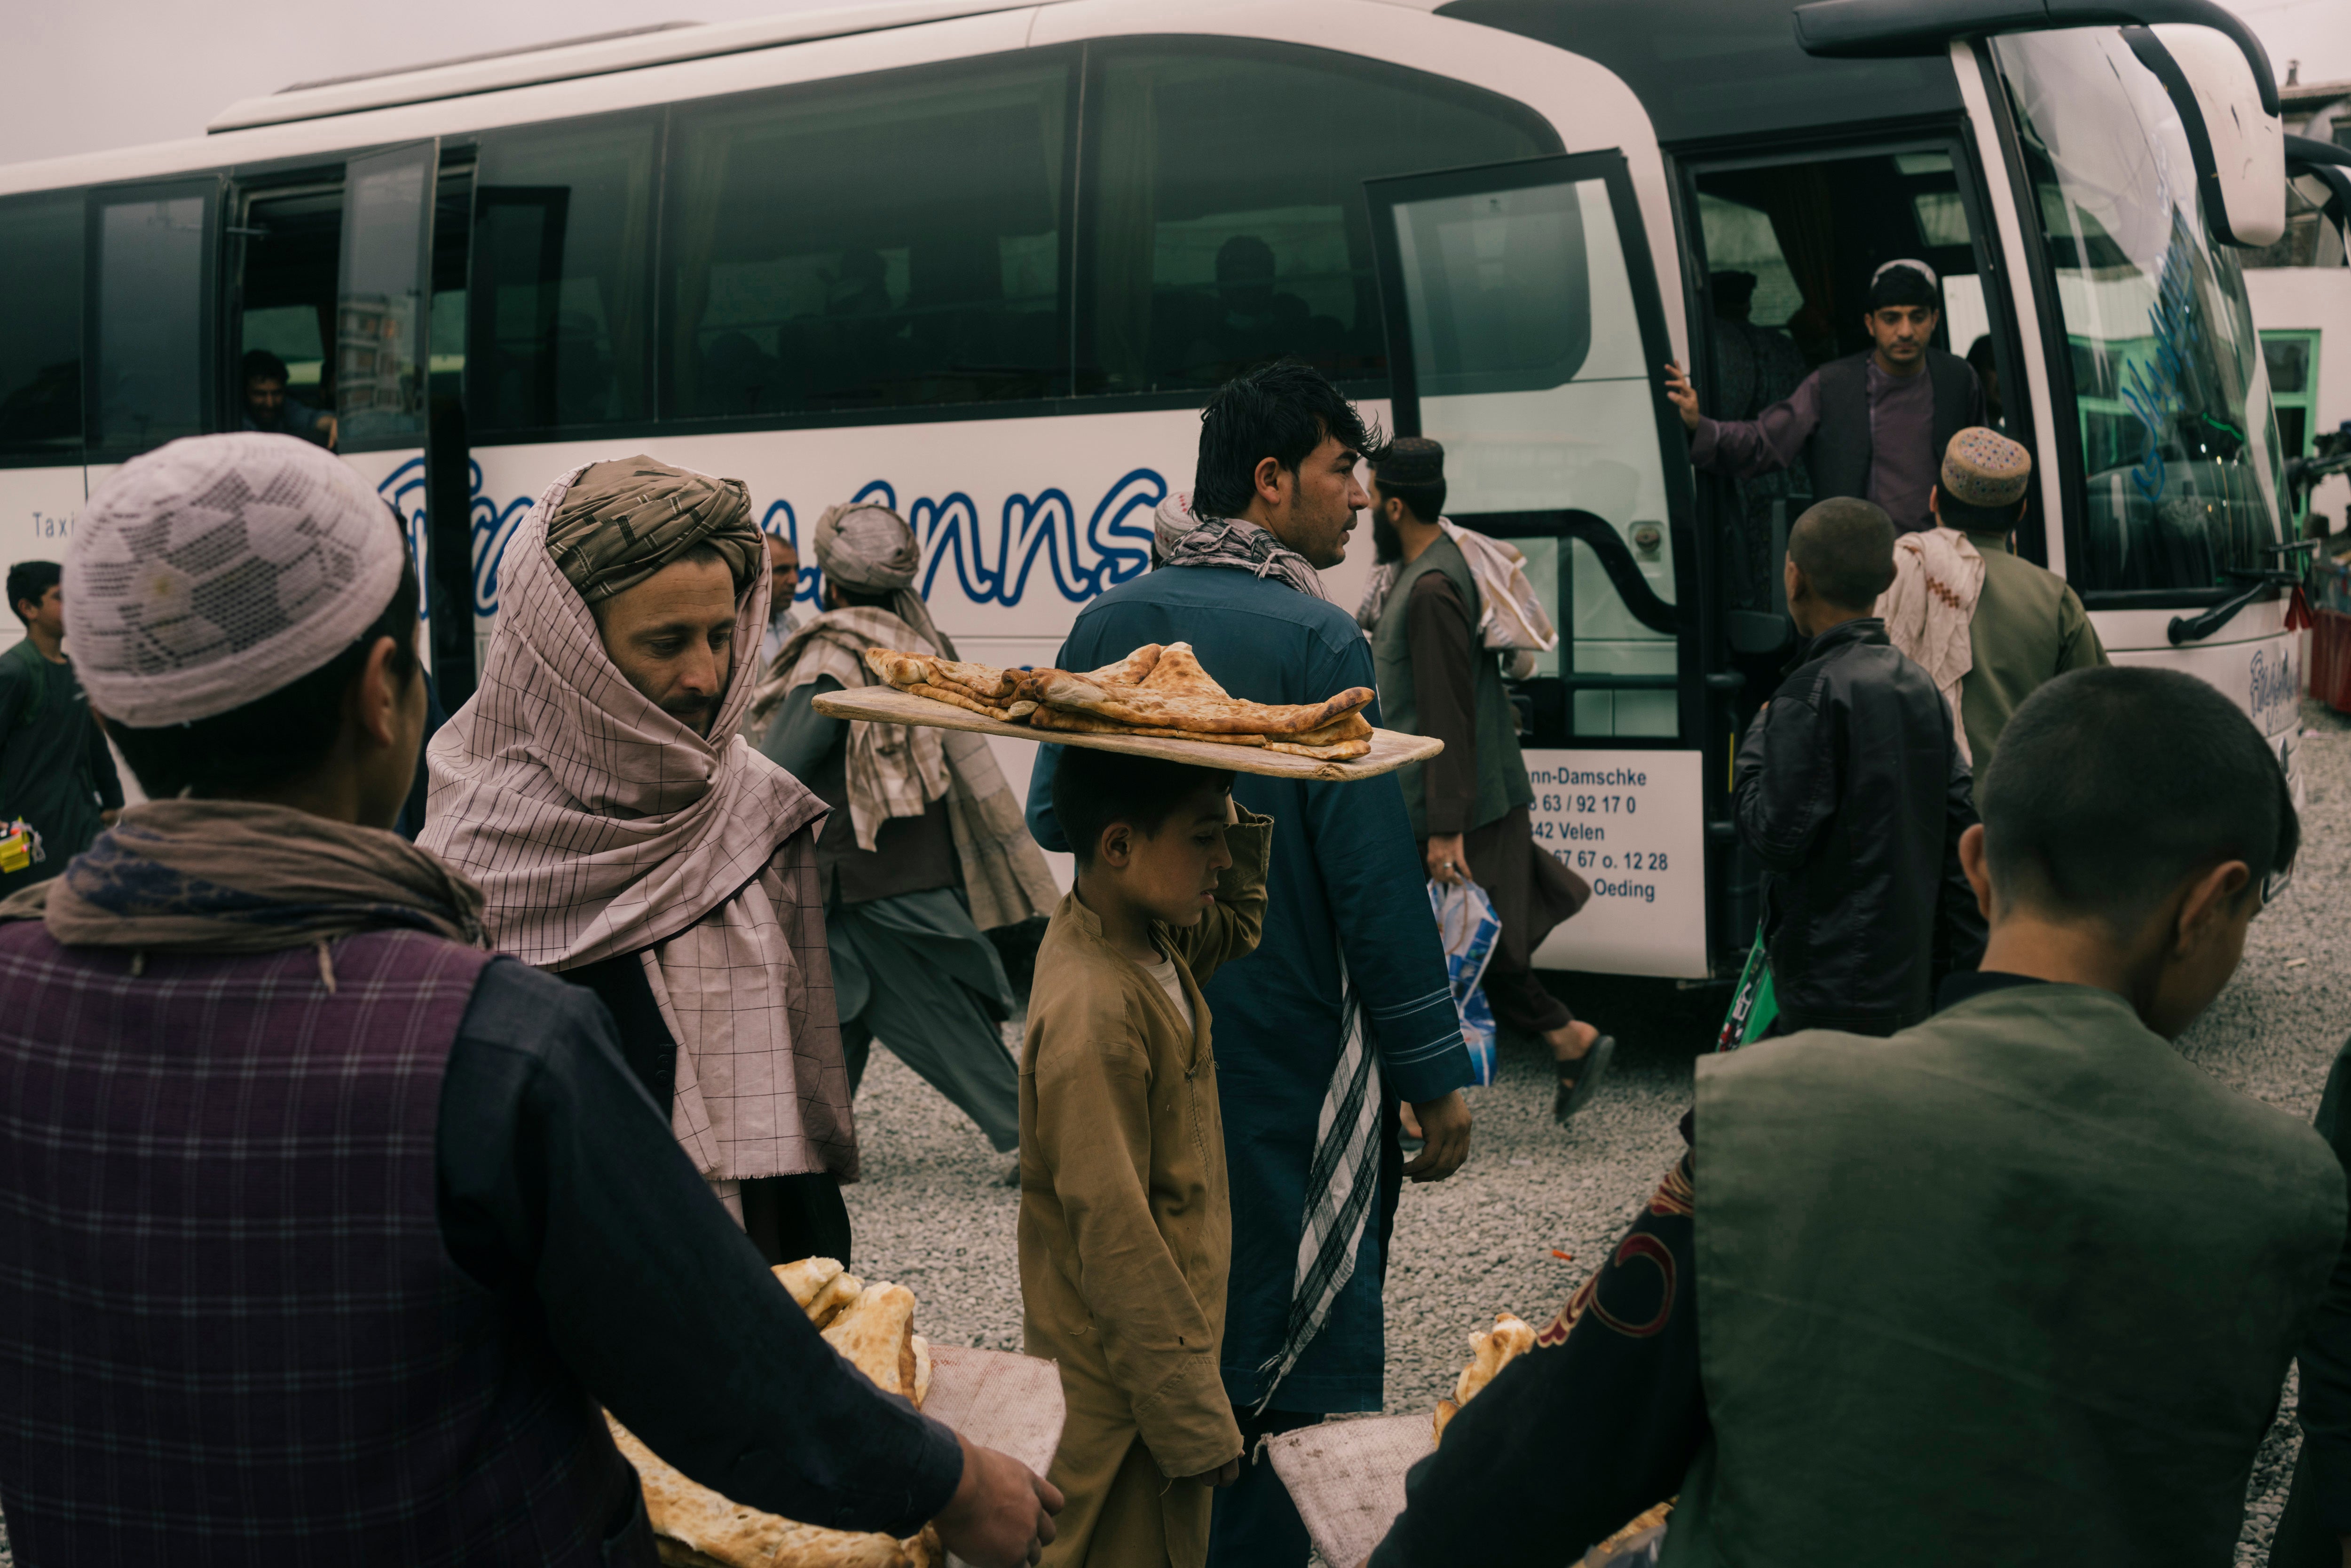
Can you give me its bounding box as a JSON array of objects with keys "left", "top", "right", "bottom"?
[
  {"left": 1374, "top": 665, "right": 2338, "bottom": 1567},
  {"left": 0, "top": 561, "right": 122, "bottom": 895}
]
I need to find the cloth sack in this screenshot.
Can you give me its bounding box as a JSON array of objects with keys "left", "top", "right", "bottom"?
[
  {"left": 1428, "top": 877, "right": 1503, "bottom": 1087},
  {"left": 1355, "top": 519, "right": 1560, "bottom": 662}
]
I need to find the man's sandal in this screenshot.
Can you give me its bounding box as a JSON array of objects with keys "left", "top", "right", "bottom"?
[{"left": 1551, "top": 1033, "right": 1617, "bottom": 1125}]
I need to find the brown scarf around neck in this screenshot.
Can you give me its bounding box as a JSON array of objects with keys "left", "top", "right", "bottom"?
[{"left": 0, "top": 799, "right": 486, "bottom": 958}]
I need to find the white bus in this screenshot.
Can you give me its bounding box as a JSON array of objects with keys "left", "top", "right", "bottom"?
[{"left": 1, "top": 0, "right": 2332, "bottom": 979}]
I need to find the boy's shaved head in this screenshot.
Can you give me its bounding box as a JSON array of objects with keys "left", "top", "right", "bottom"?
[{"left": 1788, "top": 498, "right": 1897, "bottom": 612}]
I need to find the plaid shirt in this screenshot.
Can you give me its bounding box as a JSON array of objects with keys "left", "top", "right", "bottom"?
[{"left": 0, "top": 925, "right": 649, "bottom": 1565}]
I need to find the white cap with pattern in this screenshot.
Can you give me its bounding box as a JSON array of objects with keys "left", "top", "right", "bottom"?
[{"left": 66, "top": 433, "right": 405, "bottom": 728}]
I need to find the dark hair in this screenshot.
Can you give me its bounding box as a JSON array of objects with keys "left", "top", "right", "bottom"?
[
  {"left": 1711, "top": 270, "right": 1759, "bottom": 312},
  {"left": 8, "top": 560, "right": 60, "bottom": 623},
  {"left": 1192, "top": 360, "right": 1383, "bottom": 520},
  {"left": 241, "top": 348, "right": 291, "bottom": 385},
  {"left": 1787, "top": 497, "right": 1896, "bottom": 609},
  {"left": 1867, "top": 265, "right": 1939, "bottom": 313},
  {"left": 1052, "top": 747, "right": 1233, "bottom": 870},
  {"left": 1936, "top": 490, "right": 2022, "bottom": 533},
  {"left": 1983, "top": 667, "right": 2296, "bottom": 929},
  {"left": 106, "top": 556, "right": 421, "bottom": 799},
  {"left": 1965, "top": 334, "right": 1997, "bottom": 374},
  {"left": 1374, "top": 476, "right": 1446, "bottom": 526}
]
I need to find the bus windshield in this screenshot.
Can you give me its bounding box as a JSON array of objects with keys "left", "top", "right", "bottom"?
[{"left": 1991, "top": 29, "right": 2285, "bottom": 596}]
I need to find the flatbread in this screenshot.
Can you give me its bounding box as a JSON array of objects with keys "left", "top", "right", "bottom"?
[
  {"left": 804, "top": 1270, "right": 865, "bottom": 1332},
  {"left": 907, "top": 682, "right": 1036, "bottom": 722},
  {"left": 1081, "top": 645, "right": 1162, "bottom": 686},
  {"left": 773, "top": 1257, "right": 845, "bottom": 1315},
  {"left": 1265, "top": 737, "right": 1373, "bottom": 760},
  {"left": 1027, "top": 708, "right": 1267, "bottom": 746},
  {"left": 1289, "top": 711, "right": 1373, "bottom": 746},
  {"left": 822, "top": 1282, "right": 920, "bottom": 1401},
  {"left": 1138, "top": 642, "right": 1231, "bottom": 701},
  {"left": 860, "top": 648, "right": 1018, "bottom": 701},
  {"left": 609, "top": 1417, "right": 937, "bottom": 1568},
  {"left": 911, "top": 1334, "right": 932, "bottom": 1408},
  {"left": 1444, "top": 1312, "right": 1535, "bottom": 1427},
  {"left": 1036, "top": 673, "right": 1373, "bottom": 736},
  {"left": 1431, "top": 1397, "right": 1461, "bottom": 1447}
]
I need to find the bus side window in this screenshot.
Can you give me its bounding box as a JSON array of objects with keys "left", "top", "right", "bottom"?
[
  {"left": 467, "top": 113, "right": 657, "bottom": 436},
  {"left": 663, "top": 54, "right": 1075, "bottom": 419},
  {"left": 0, "top": 192, "right": 83, "bottom": 464},
  {"left": 1075, "top": 40, "right": 1558, "bottom": 398}
]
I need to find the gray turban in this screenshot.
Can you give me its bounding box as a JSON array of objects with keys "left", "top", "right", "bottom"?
[{"left": 810, "top": 502, "right": 956, "bottom": 657}]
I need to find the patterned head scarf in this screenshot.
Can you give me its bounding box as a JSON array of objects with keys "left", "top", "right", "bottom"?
[
  {"left": 809, "top": 502, "right": 955, "bottom": 659},
  {"left": 544, "top": 457, "right": 761, "bottom": 605}
]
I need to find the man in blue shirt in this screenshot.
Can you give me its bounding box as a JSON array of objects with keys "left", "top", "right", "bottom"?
[
  {"left": 240, "top": 349, "right": 338, "bottom": 449},
  {"left": 1026, "top": 361, "right": 1475, "bottom": 1568}
]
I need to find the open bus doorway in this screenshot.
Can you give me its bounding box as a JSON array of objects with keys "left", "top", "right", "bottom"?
[{"left": 230, "top": 185, "right": 343, "bottom": 449}]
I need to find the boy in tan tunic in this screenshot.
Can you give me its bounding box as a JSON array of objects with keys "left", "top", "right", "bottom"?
[{"left": 1020, "top": 747, "right": 1271, "bottom": 1568}]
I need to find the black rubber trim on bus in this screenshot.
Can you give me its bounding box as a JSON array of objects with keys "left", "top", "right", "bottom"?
[
  {"left": 1791, "top": 0, "right": 2279, "bottom": 118},
  {"left": 1447, "top": 508, "right": 1680, "bottom": 637}
]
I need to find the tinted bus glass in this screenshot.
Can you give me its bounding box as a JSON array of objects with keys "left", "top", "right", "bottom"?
[
  {"left": 1078, "top": 41, "right": 1557, "bottom": 397},
  {"left": 1994, "top": 31, "right": 2283, "bottom": 593},
  {"left": 665, "top": 54, "right": 1072, "bottom": 419},
  {"left": 89, "top": 184, "right": 214, "bottom": 456},
  {"left": 468, "top": 114, "right": 656, "bottom": 435},
  {"left": 0, "top": 193, "right": 83, "bottom": 461}
]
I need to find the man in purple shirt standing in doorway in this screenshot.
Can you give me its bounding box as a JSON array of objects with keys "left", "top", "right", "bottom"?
[{"left": 1662, "top": 260, "right": 1985, "bottom": 535}]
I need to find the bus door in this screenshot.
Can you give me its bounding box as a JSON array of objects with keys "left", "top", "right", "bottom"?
[
  {"left": 1676, "top": 128, "right": 2030, "bottom": 942},
  {"left": 331, "top": 141, "right": 441, "bottom": 678},
  {"left": 1365, "top": 153, "right": 1711, "bottom": 980}
]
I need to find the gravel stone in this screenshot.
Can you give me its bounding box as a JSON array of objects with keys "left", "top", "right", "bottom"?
[{"left": 5, "top": 704, "right": 2345, "bottom": 1565}]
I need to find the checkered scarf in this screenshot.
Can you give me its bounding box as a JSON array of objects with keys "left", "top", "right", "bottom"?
[
  {"left": 1152, "top": 492, "right": 1329, "bottom": 600},
  {"left": 421, "top": 462, "right": 854, "bottom": 1183}
]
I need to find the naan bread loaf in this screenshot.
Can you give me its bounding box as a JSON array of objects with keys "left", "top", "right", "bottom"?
[
  {"left": 1265, "top": 736, "right": 1373, "bottom": 761},
  {"left": 609, "top": 1417, "right": 939, "bottom": 1568},
  {"left": 861, "top": 648, "right": 1019, "bottom": 702},
  {"left": 1137, "top": 642, "right": 1231, "bottom": 700},
  {"left": 1035, "top": 673, "right": 1372, "bottom": 736},
  {"left": 803, "top": 1269, "right": 866, "bottom": 1332},
  {"left": 822, "top": 1282, "right": 920, "bottom": 1401},
  {"left": 612, "top": 1264, "right": 942, "bottom": 1568},
  {"left": 1081, "top": 645, "right": 1162, "bottom": 686},
  {"left": 907, "top": 682, "right": 1036, "bottom": 722},
  {"left": 773, "top": 1258, "right": 845, "bottom": 1314},
  {"left": 1432, "top": 1312, "right": 1537, "bottom": 1445},
  {"left": 1027, "top": 708, "right": 1267, "bottom": 745}
]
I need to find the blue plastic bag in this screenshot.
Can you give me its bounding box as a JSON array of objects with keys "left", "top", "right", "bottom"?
[{"left": 1428, "top": 878, "right": 1503, "bottom": 1085}]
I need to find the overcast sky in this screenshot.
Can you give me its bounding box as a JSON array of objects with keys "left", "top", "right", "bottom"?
[{"left": 3, "top": 0, "right": 2345, "bottom": 168}]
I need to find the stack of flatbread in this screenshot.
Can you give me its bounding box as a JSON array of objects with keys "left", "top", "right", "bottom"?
[
  {"left": 608, "top": 1257, "right": 940, "bottom": 1568},
  {"left": 1429, "top": 1310, "right": 1536, "bottom": 1446},
  {"left": 863, "top": 641, "right": 1376, "bottom": 762}
]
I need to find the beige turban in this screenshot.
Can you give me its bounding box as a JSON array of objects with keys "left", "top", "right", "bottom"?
[{"left": 545, "top": 456, "right": 761, "bottom": 605}]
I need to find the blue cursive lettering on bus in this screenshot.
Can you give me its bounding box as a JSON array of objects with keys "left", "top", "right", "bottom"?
[
  {"left": 2249, "top": 646, "right": 2296, "bottom": 728},
  {"left": 2116, "top": 206, "right": 2203, "bottom": 507},
  {"left": 393, "top": 465, "right": 1168, "bottom": 622}
]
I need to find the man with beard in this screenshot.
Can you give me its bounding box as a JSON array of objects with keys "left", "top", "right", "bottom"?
[
  {"left": 0, "top": 433, "right": 1060, "bottom": 1568},
  {"left": 1026, "top": 361, "right": 1474, "bottom": 1568},
  {"left": 1664, "top": 260, "right": 1984, "bottom": 535},
  {"left": 1356, "top": 439, "right": 1612, "bottom": 1121},
  {"left": 423, "top": 457, "right": 858, "bottom": 1267},
  {"left": 749, "top": 501, "right": 1057, "bottom": 1165}
]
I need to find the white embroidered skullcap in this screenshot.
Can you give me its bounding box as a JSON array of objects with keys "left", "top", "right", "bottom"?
[{"left": 66, "top": 433, "right": 405, "bottom": 728}]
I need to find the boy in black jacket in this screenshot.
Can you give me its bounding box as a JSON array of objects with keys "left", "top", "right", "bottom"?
[{"left": 1734, "top": 497, "right": 1985, "bottom": 1035}]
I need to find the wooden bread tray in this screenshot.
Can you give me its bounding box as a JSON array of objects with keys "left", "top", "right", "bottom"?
[{"left": 812, "top": 686, "right": 1441, "bottom": 783}]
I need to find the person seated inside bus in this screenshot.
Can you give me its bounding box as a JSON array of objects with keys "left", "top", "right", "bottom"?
[
  {"left": 1705, "top": 268, "right": 1812, "bottom": 613},
  {"left": 1734, "top": 496, "right": 1984, "bottom": 1038},
  {"left": 1662, "top": 259, "right": 1984, "bottom": 534},
  {"left": 1173, "top": 236, "right": 1343, "bottom": 386},
  {"left": 1965, "top": 333, "right": 2003, "bottom": 430},
  {"left": 1368, "top": 665, "right": 2333, "bottom": 1568},
  {"left": 239, "top": 348, "right": 337, "bottom": 450}
]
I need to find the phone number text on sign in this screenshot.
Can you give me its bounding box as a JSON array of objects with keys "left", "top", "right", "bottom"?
[{"left": 1521, "top": 750, "right": 1707, "bottom": 978}]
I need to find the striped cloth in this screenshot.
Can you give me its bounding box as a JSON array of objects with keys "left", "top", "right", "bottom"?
[{"left": 420, "top": 462, "right": 854, "bottom": 1184}]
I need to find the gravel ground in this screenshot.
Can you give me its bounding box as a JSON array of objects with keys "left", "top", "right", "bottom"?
[{"left": 3, "top": 706, "right": 2345, "bottom": 1568}]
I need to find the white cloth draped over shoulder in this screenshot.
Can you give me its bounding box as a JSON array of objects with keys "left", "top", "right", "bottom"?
[
  {"left": 419, "top": 462, "right": 855, "bottom": 1184},
  {"left": 1876, "top": 525, "right": 1985, "bottom": 765}
]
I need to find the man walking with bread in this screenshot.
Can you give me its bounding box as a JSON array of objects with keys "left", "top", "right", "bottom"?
[
  {"left": 1027, "top": 360, "right": 1475, "bottom": 1568},
  {"left": 750, "top": 499, "right": 1057, "bottom": 1164},
  {"left": 0, "top": 433, "right": 1060, "bottom": 1568}
]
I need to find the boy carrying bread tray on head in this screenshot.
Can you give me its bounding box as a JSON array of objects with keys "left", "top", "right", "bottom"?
[{"left": 1022, "top": 746, "right": 1270, "bottom": 1568}]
